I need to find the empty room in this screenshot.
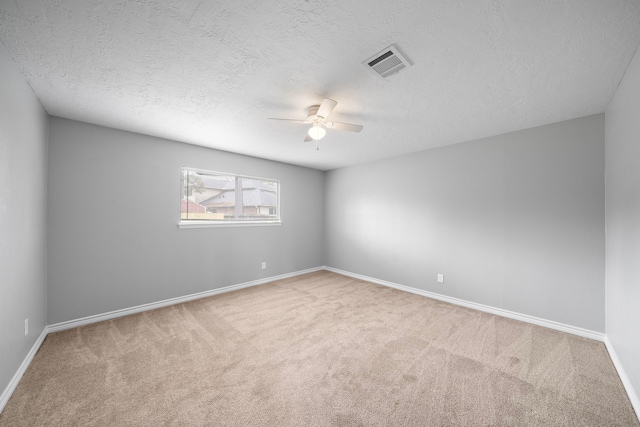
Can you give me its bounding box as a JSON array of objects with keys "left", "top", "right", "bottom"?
[{"left": 1, "top": 0, "right": 639, "bottom": 425}]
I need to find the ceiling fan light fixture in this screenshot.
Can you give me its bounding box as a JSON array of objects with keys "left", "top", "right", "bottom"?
[
  {"left": 269, "top": 98, "right": 362, "bottom": 143},
  {"left": 308, "top": 124, "right": 326, "bottom": 140}
]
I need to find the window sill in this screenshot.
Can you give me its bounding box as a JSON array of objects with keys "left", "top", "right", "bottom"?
[{"left": 178, "top": 220, "right": 282, "bottom": 229}]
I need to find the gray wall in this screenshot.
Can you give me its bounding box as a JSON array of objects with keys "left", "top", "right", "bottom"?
[
  {"left": 605, "top": 44, "right": 640, "bottom": 402},
  {"left": 324, "top": 115, "right": 605, "bottom": 332},
  {"left": 0, "top": 43, "right": 48, "bottom": 396},
  {"left": 47, "top": 118, "right": 324, "bottom": 324}
]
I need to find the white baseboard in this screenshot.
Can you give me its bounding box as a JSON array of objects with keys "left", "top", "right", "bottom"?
[
  {"left": 0, "top": 327, "right": 48, "bottom": 414},
  {"left": 324, "top": 266, "right": 606, "bottom": 342},
  {"left": 48, "top": 266, "right": 324, "bottom": 333},
  {"left": 605, "top": 336, "right": 640, "bottom": 419}
]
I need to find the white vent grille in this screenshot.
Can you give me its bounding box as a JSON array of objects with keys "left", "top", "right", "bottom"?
[{"left": 363, "top": 45, "right": 412, "bottom": 78}]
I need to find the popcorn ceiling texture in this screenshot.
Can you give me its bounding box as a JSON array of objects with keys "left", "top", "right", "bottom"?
[{"left": 1, "top": 0, "right": 639, "bottom": 170}]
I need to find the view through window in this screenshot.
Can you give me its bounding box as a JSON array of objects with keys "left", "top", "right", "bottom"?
[{"left": 180, "top": 168, "right": 280, "bottom": 223}]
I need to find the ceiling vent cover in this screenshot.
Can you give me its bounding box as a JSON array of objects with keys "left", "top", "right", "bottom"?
[{"left": 363, "top": 44, "right": 412, "bottom": 78}]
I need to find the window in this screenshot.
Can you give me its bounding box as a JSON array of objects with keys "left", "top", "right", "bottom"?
[{"left": 179, "top": 168, "right": 280, "bottom": 227}]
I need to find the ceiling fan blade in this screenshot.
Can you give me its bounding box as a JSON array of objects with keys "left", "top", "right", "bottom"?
[
  {"left": 317, "top": 98, "right": 338, "bottom": 119},
  {"left": 304, "top": 134, "right": 313, "bottom": 142},
  {"left": 268, "top": 118, "right": 307, "bottom": 124},
  {"left": 326, "top": 121, "right": 363, "bottom": 132}
]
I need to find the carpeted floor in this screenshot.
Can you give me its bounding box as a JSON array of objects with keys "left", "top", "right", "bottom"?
[{"left": 1, "top": 270, "right": 637, "bottom": 426}]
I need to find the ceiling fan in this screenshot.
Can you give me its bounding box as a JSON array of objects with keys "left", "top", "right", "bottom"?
[{"left": 269, "top": 98, "right": 363, "bottom": 143}]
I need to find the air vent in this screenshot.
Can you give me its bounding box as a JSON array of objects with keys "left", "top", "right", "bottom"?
[{"left": 363, "top": 44, "right": 412, "bottom": 78}]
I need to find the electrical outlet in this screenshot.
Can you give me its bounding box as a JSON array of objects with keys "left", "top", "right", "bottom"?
[
  {"left": 261, "top": 262, "right": 266, "bottom": 270},
  {"left": 24, "top": 319, "right": 28, "bottom": 336},
  {"left": 437, "top": 274, "right": 444, "bottom": 283}
]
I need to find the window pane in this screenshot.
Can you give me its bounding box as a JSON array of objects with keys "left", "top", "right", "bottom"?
[
  {"left": 180, "top": 168, "right": 279, "bottom": 222},
  {"left": 237, "top": 178, "right": 278, "bottom": 219}
]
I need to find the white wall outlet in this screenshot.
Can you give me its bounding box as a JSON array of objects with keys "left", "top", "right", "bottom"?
[
  {"left": 437, "top": 274, "right": 444, "bottom": 283},
  {"left": 24, "top": 318, "right": 29, "bottom": 336},
  {"left": 261, "top": 262, "right": 267, "bottom": 270}
]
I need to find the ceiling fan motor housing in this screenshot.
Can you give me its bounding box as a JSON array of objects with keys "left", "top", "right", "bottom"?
[{"left": 308, "top": 105, "right": 321, "bottom": 120}]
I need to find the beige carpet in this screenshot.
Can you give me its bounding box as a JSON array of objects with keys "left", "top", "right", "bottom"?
[{"left": 1, "top": 271, "right": 637, "bottom": 426}]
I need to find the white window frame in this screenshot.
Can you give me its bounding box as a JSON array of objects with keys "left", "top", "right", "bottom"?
[{"left": 178, "top": 167, "right": 281, "bottom": 229}]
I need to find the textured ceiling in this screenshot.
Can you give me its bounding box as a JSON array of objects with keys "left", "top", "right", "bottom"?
[{"left": 1, "top": 0, "right": 640, "bottom": 170}]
